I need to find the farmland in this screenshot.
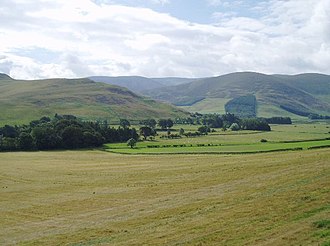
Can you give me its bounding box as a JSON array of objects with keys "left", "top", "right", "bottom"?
[
  {"left": 105, "top": 123, "right": 330, "bottom": 154},
  {"left": 1, "top": 121, "right": 329, "bottom": 245},
  {"left": 1, "top": 149, "right": 329, "bottom": 245}
]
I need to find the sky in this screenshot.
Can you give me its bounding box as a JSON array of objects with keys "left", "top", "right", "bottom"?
[{"left": 0, "top": 0, "right": 329, "bottom": 79}]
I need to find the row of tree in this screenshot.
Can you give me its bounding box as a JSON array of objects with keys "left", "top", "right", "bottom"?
[
  {"left": 0, "top": 115, "right": 138, "bottom": 151},
  {"left": 308, "top": 114, "right": 330, "bottom": 120},
  {"left": 138, "top": 118, "right": 173, "bottom": 130},
  {"left": 174, "top": 113, "right": 283, "bottom": 129},
  {"left": 196, "top": 113, "right": 271, "bottom": 131},
  {"left": 0, "top": 113, "right": 273, "bottom": 151}
]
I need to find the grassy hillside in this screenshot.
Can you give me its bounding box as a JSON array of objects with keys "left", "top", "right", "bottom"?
[
  {"left": 143, "top": 72, "right": 330, "bottom": 117},
  {"left": 151, "top": 77, "right": 199, "bottom": 86},
  {"left": 89, "top": 76, "right": 164, "bottom": 93},
  {"left": 89, "top": 76, "right": 195, "bottom": 93},
  {"left": 1, "top": 149, "right": 329, "bottom": 245},
  {"left": 275, "top": 73, "right": 330, "bottom": 96},
  {"left": 178, "top": 98, "right": 229, "bottom": 114},
  {"left": 0, "top": 76, "right": 187, "bottom": 125},
  {"left": 0, "top": 73, "right": 12, "bottom": 80}
]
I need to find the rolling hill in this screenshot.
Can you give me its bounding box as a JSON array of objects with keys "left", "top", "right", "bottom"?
[
  {"left": 142, "top": 72, "right": 330, "bottom": 118},
  {"left": 89, "top": 76, "right": 195, "bottom": 93},
  {"left": 0, "top": 74, "right": 188, "bottom": 125}
]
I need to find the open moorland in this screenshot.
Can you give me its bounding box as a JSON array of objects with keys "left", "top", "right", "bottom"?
[{"left": 1, "top": 148, "right": 329, "bottom": 245}]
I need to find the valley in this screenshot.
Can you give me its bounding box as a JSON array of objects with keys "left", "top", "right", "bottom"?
[{"left": 0, "top": 72, "right": 329, "bottom": 246}]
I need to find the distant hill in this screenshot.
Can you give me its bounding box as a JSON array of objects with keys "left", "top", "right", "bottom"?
[
  {"left": 151, "top": 77, "right": 199, "bottom": 86},
  {"left": 0, "top": 76, "right": 188, "bottom": 125},
  {"left": 89, "top": 76, "right": 163, "bottom": 93},
  {"left": 142, "top": 72, "right": 330, "bottom": 118},
  {"left": 89, "top": 76, "right": 194, "bottom": 93},
  {"left": 274, "top": 73, "right": 330, "bottom": 95},
  {"left": 0, "top": 73, "right": 13, "bottom": 80}
]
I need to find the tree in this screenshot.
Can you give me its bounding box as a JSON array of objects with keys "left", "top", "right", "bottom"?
[
  {"left": 166, "top": 119, "right": 173, "bottom": 129},
  {"left": 120, "top": 119, "right": 131, "bottom": 128},
  {"left": 158, "top": 118, "right": 174, "bottom": 130},
  {"left": 139, "top": 126, "right": 155, "bottom": 140},
  {"left": 61, "top": 126, "right": 84, "bottom": 149},
  {"left": 0, "top": 125, "right": 19, "bottom": 138},
  {"left": 197, "top": 126, "right": 210, "bottom": 134},
  {"left": 240, "top": 118, "right": 271, "bottom": 131},
  {"left": 127, "top": 138, "right": 136, "bottom": 148},
  {"left": 0, "top": 137, "right": 17, "bottom": 151},
  {"left": 83, "top": 131, "right": 104, "bottom": 147},
  {"left": 158, "top": 119, "right": 167, "bottom": 130},
  {"left": 32, "top": 126, "right": 61, "bottom": 150},
  {"left": 202, "top": 114, "right": 223, "bottom": 128},
  {"left": 140, "top": 119, "right": 157, "bottom": 129},
  {"left": 18, "top": 132, "right": 35, "bottom": 150}
]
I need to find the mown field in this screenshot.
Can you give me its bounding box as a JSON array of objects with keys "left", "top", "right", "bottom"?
[
  {"left": 105, "top": 123, "right": 330, "bottom": 154},
  {"left": 1, "top": 122, "right": 329, "bottom": 245},
  {"left": 1, "top": 149, "right": 329, "bottom": 245}
]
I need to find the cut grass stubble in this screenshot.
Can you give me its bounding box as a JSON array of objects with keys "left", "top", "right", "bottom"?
[{"left": 0, "top": 149, "right": 329, "bottom": 245}]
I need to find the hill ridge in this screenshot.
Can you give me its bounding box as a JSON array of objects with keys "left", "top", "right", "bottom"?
[
  {"left": 0, "top": 76, "right": 188, "bottom": 125},
  {"left": 142, "top": 72, "right": 330, "bottom": 117},
  {"left": 0, "top": 73, "right": 13, "bottom": 80}
]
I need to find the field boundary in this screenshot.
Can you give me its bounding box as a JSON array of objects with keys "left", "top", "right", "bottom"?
[{"left": 104, "top": 147, "right": 310, "bottom": 155}]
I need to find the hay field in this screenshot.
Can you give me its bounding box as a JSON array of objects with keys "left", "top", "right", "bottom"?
[{"left": 1, "top": 149, "right": 329, "bottom": 245}]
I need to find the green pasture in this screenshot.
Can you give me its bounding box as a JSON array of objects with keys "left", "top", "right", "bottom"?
[
  {"left": 178, "top": 98, "right": 229, "bottom": 114},
  {"left": 1, "top": 149, "right": 329, "bottom": 245},
  {"left": 105, "top": 139, "right": 330, "bottom": 154},
  {"left": 105, "top": 123, "right": 330, "bottom": 154},
  {"left": 257, "top": 102, "right": 308, "bottom": 119}
]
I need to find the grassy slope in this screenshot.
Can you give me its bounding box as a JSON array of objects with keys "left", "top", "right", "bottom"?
[
  {"left": 0, "top": 77, "right": 187, "bottom": 125},
  {"left": 275, "top": 73, "right": 330, "bottom": 96},
  {"left": 178, "top": 98, "right": 229, "bottom": 114},
  {"left": 180, "top": 99, "right": 306, "bottom": 119},
  {"left": 89, "top": 76, "right": 164, "bottom": 93},
  {"left": 0, "top": 149, "right": 329, "bottom": 245},
  {"left": 257, "top": 102, "right": 307, "bottom": 119},
  {"left": 144, "top": 72, "right": 330, "bottom": 117},
  {"left": 89, "top": 76, "right": 196, "bottom": 93}
]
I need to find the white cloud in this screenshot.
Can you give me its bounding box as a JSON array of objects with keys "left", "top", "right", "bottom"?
[
  {"left": 0, "top": 0, "right": 329, "bottom": 79},
  {"left": 150, "top": 0, "right": 170, "bottom": 5},
  {"left": 207, "top": 0, "right": 222, "bottom": 6},
  {"left": 124, "top": 34, "right": 171, "bottom": 51}
]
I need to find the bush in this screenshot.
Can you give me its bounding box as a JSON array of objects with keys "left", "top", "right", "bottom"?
[{"left": 260, "top": 139, "right": 268, "bottom": 143}]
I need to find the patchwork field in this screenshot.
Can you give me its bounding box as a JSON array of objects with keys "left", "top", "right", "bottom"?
[
  {"left": 0, "top": 149, "right": 329, "bottom": 245},
  {"left": 105, "top": 123, "right": 330, "bottom": 154}
]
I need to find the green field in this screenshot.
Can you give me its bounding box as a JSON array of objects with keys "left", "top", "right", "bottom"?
[
  {"left": 1, "top": 149, "right": 329, "bottom": 245},
  {"left": 178, "top": 98, "right": 229, "bottom": 114},
  {"left": 105, "top": 123, "right": 330, "bottom": 154}
]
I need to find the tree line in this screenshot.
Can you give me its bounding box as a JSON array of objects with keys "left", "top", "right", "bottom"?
[
  {"left": 0, "top": 113, "right": 276, "bottom": 151},
  {"left": 176, "top": 113, "right": 274, "bottom": 131},
  {"left": 0, "top": 115, "right": 178, "bottom": 151},
  {"left": 0, "top": 115, "right": 138, "bottom": 151}
]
